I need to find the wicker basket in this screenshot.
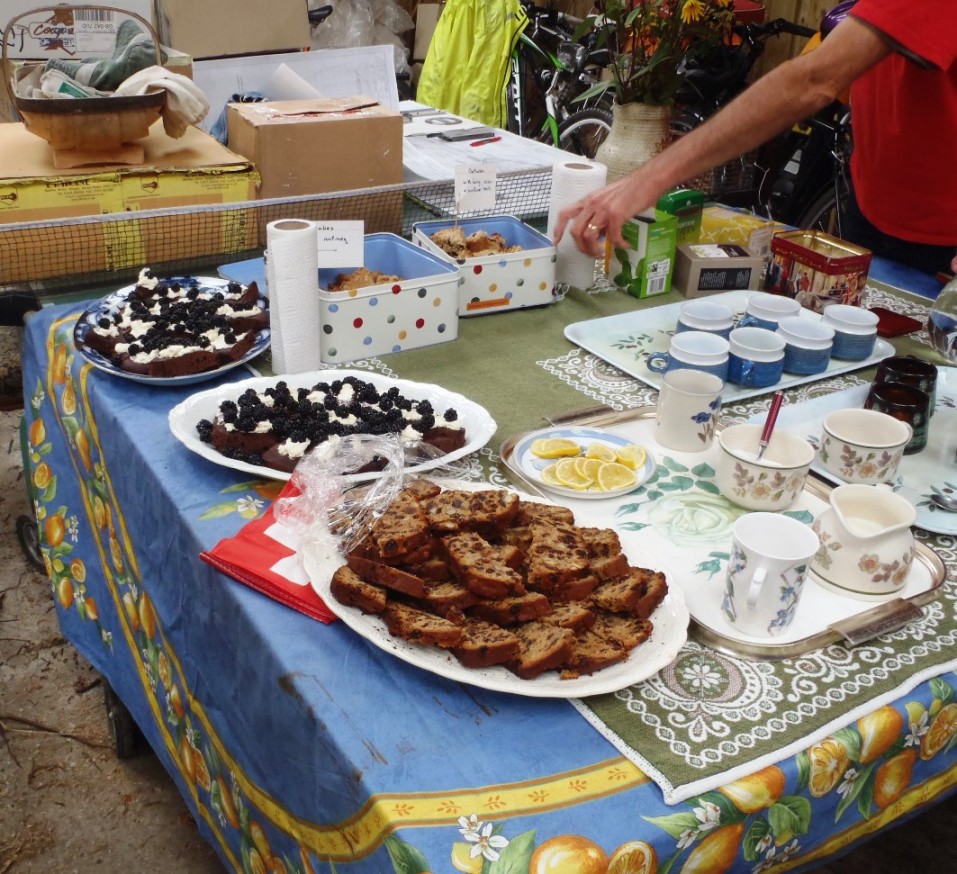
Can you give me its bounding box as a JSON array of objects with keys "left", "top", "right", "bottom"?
[{"left": 3, "top": 5, "right": 165, "bottom": 156}]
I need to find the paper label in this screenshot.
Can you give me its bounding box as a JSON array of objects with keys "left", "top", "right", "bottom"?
[
  {"left": 73, "top": 10, "right": 119, "bottom": 55},
  {"left": 689, "top": 244, "right": 733, "bottom": 259},
  {"left": 315, "top": 221, "right": 364, "bottom": 268},
  {"left": 454, "top": 163, "right": 497, "bottom": 213}
]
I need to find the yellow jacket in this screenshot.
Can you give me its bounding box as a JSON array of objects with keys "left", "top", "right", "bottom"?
[{"left": 417, "top": 0, "right": 528, "bottom": 128}]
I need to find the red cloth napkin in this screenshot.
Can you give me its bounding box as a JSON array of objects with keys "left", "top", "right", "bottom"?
[{"left": 201, "top": 482, "right": 337, "bottom": 623}]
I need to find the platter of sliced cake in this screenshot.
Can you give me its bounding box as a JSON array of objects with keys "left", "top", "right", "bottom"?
[
  {"left": 302, "top": 478, "right": 689, "bottom": 698},
  {"left": 168, "top": 371, "right": 497, "bottom": 481},
  {"left": 73, "top": 268, "right": 270, "bottom": 386}
]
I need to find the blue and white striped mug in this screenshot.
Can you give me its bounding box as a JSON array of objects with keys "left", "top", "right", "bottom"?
[
  {"left": 727, "top": 326, "right": 785, "bottom": 387},
  {"left": 647, "top": 330, "right": 730, "bottom": 381},
  {"left": 777, "top": 316, "right": 834, "bottom": 376}
]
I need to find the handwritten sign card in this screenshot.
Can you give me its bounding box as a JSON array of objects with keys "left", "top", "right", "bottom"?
[
  {"left": 315, "top": 221, "right": 364, "bottom": 268},
  {"left": 454, "top": 163, "right": 497, "bottom": 213}
]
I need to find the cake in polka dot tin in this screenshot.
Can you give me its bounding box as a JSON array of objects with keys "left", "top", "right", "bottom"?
[
  {"left": 317, "top": 233, "right": 461, "bottom": 364},
  {"left": 412, "top": 215, "right": 557, "bottom": 317}
]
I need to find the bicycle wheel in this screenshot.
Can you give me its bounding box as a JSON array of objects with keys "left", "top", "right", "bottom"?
[
  {"left": 794, "top": 184, "right": 846, "bottom": 236},
  {"left": 557, "top": 107, "right": 613, "bottom": 159}
]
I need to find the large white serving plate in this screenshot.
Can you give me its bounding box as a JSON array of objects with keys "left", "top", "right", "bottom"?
[
  {"left": 563, "top": 289, "right": 893, "bottom": 402},
  {"left": 73, "top": 276, "right": 270, "bottom": 387},
  {"left": 168, "top": 370, "right": 497, "bottom": 482},
  {"left": 303, "top": 480, "right": 689, "bottom": 698},
  {"left": 755, "top": 366, "right": 957, "bottom": 535}
]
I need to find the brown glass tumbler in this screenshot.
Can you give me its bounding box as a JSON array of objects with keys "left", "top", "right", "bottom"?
[
  {"left": 864, "top": 381, "right": 930, "bottom": 453},
  {"left": 873, "top": 355, "right": 938, "bottom": 415}
]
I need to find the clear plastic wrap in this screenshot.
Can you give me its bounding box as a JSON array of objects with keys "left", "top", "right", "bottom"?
[
  {"left": 308, "top": 0, "right": 413, "bottom": 78},
  {"left": 274, "top": 433, "right": 469, "bottom": 559}
]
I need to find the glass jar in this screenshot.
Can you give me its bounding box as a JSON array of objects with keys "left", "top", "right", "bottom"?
[{"left": 928, "top": 276, "right": 957, "bottom": 364}]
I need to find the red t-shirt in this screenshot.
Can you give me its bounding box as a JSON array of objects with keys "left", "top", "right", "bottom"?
[{"left": 849, "top": 0, "right": 957, "bottom": 245}]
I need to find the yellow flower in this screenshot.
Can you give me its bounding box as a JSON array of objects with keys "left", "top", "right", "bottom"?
[
  {"left": 716, "top": 0, "right": 734, "bottom": 7},
  {"left": 681, "top": 0, "right": 707, "bottom": 24}
]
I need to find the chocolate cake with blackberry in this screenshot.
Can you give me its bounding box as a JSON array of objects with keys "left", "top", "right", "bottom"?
[
  {"left": 80, "top": 268, "right": 268, "bottom": 378},
  {"left": 196, "top": 375, "right": 467, "bottom": 474}
]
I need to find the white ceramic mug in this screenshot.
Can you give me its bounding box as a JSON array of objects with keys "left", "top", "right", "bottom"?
[
  {"left": 721, "top": 513, "right": 820, "bottom": 638},
  {"left": 647, "top": 331, "right": 730, "bottom": 381},
  {"left": 655, "top": 369, "right": 724, "bottom": 452},
  {"left": 676, "top": 299, "right": 735, "bottom": 338}
]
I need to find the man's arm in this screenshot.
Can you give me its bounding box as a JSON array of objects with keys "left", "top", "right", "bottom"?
[{"left": 555, "top": 17, "right": 893, "bottom": 256}]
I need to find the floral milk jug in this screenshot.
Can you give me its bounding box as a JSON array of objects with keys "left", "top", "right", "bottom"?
[{"left": 810, "top": 484, "right": 916, "bottom": 599}]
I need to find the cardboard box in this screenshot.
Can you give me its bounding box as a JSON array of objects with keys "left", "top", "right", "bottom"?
[
  {"left": 0, "top": 121, "right": 259, "bottom": 284},
  {"left": 1, "top": 1, "right": 156, "bottom": 59},
  {"left": 656, "top": 188, "right": 705, "bottom": 245},
  {"left": 155, "top": 0, "right": 310, "bottom": 60},
  {"left": 767, "top": 230, "right": 872, "bottom": 313},
  {"left": 673, "top": 243, "right": 765, "bottom": 297},
  {"left": 227, "top": 98, "right": 403, "bottom": 199},
  {"left": 606, "top": 210, "right": 678, "bottom": 299},
  {"left": 698, "top": 205, "right": 787, "bottom": 260},
  {"left": 227, "top": 97, "right": 404, "bottom": 233},
  {"left": 411, "top": 215, "right": 557, "bottom": 316}
]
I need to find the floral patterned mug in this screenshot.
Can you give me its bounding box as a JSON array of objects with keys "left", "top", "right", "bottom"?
[
  {"left": 721, "top": 512, "right": 820, "bottom": 638},
  {"left": 715, "top": 423, "right": 815, "bottom": 511},
  {"left": 655, "top": 369, "right": 724, "bottom": 452}
]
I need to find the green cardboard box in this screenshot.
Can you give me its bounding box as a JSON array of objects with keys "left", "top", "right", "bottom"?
[
  {"left": 607, "top": 210, "right": 679, "bottom": 299},
  {"left": 656, "top": 187, "right": 705, "bottom": 244}
]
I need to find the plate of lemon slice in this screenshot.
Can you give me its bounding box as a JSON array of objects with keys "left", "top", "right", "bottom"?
[{"left": 510, "top": 426, "right": 656, "bottom": 500}]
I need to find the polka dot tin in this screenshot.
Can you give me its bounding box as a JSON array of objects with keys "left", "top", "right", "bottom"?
[
  {"left": 317, "top": 234, "right": 460, "bottom": 363},
  {"left": 412, "top": 215, "right": 557, "bottom": 316}
]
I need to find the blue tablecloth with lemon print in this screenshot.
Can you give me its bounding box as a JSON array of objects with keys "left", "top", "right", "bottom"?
[{"left": 21, "top": 279, "right": 957, "bottom": 874}]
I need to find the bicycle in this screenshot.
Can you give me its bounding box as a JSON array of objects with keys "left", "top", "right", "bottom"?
[{"left": 504, "top": 0, "right": 613, "bottom": 159}]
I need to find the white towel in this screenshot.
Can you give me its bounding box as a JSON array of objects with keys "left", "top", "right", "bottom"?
[{"left": 114, "top": 66, "right": 209, "bottom": 138}]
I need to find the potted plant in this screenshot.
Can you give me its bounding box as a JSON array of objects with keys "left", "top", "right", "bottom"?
[{"left": 583, "top": 0, "right": 737, "bottom": 178}]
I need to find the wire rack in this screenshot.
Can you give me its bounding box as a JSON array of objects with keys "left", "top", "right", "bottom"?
[{"left": 0, "top": 168, "right": 553, "bottom": 293}]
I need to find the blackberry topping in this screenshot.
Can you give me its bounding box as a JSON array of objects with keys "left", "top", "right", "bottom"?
[
  {"left": 97, "top": 317, "right": 111, "bottom": 329},
  {"left": 128, "top": 343, "right": 141, "bottom": 356},
  {"left": 196, "top": 419, "right": 214, "bottom": 442},
  {"left": 210, "top": 375, "right": 465, "bottom": 472}
]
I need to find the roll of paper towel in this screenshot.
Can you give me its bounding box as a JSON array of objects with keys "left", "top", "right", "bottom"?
[
  {"left": 547, "top": 160, "right": 608, "bottom": 291},
  {"left": 266, "top": 219, "right": 322, "bottom": 374}
]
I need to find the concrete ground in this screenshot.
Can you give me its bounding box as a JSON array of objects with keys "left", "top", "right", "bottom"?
[{"left": 0, "top": 325, "right": 953, "bottom": 873}]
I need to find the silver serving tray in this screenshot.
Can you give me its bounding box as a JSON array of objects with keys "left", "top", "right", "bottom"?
[{"left": 500, "top": 406, "right": 946, "bottom": 660}]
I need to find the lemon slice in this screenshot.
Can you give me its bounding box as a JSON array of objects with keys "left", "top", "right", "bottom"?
[
  {"left": 530, "top": 437, "right": 581, "bottom": 459},
  {"left": 615, "top": 444, "right": 648, "bottom": 471},
  {"left": 597, "top": 462, "right": 638, "bottom": 491},
  {"left": 584, "top": 442, "right": 617, "bottom": 463},
  {"left": 575, "top": 457, "right": 605, "bottom": 485},
  {"left": 540, "top": 462, "right": 564, "bottom": 486},
  {"left": 554, "top": 457, "right": 592, "bottom": 489}
]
